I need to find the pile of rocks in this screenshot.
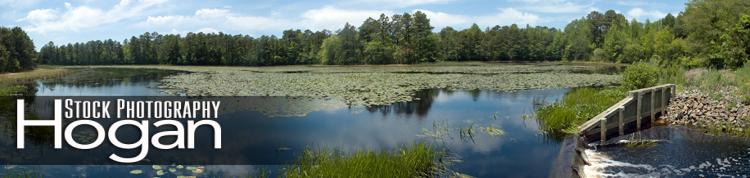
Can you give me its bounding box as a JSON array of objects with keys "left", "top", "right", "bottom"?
[{"left": 661, "top": 89, "right": 750, "bottom": 131}]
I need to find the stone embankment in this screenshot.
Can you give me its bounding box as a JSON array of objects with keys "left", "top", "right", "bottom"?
[{"left": 661, "top": 88, "right": 750, "bottom": 132}]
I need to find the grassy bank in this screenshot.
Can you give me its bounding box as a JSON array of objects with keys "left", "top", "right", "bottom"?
[
  {"left": 663, "top": 64, "right": 750, "bottom": 137},
  {"left": 283, "top": 143, "right": 445, "bottom": 177},
  {"left": 0, "top": 66, "right": 69, "bottom": 95},
  {"left": 536, "top": 87, "right": 626, "bottom": 134},
  {"left": 536, "top": 63, "right": 670, "bottom": 134},
  {"left": 0, "top": 66, "right": 69, "bottom": 83}
]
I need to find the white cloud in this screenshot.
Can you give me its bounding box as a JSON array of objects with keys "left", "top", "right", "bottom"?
[
  {"left": 416, "top": 9, "right": 470, "bottom": 28},
  {"left": 414, "top": 8, "right": 540, "bottom": 29},
  {"left": 626, "top": 7, "right": 666, "bottom": 21},
  {"left": 24, "top": 9, "right": 57, "bottom": 25},
  {"left": 144, "top": 6, "right": 391, "bottom": 34},
  {"left": 196, "top": 27, "right": 219, "bottom": 34},
  {"left": 22, "top": 0, "right": 167, "bottom": 33},
  {"left": 530, "top": 2, "right": 589, "bottom": 13},
  {"left": 300, "top": 6, "right": 391, "bottom": 30},
  {"left": 194, "top": 8, "right": 231, "bottom": 18},
  {"left": 143, "top": 8, "right": 294, "bottom": 34},
  {"left": 344, "top": 0, "right": 454, "bottom": 8},
  {"left": 477, "top": 8, "right": 540, "bottom": 26},
  {"left": 511, "top": 0, "right": 593, "bottom": 14}
]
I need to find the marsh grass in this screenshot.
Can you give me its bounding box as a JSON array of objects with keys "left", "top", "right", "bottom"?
[
  {"left": 283, "top": 143, "right": 445, "bottom": 178},
  {"left": 536, "top": 87, "right": 626, "bottom": 134},
  {"left": 0, "top": 67, "right": 69, "bottom": 83},
  {"left": 0, "top": 66, "right": 69, "bottom": 96}
]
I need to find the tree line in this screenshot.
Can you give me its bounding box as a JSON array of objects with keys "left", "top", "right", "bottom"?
[
  {"left": 31, "top": 0, "right": 750, "bottom": 68},
  {"left": 0, "top": 27, "right": 36, "bottom": 73}
]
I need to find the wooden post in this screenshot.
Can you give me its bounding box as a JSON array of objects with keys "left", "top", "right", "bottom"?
[
  {"left": 636, "top": 91, "right": 642, "bottom": 130},
  {"left": 600, "top": 117, "right": 607, "bottom": 144},
  {"left": 618, "top": 106, "right": 624, "bottom": 136},
  {"left": 650, "top": 89, "right": 655, "bottom": 126},
  {"left": 661, "top": 87, "right": 666, "bottom": 112}
]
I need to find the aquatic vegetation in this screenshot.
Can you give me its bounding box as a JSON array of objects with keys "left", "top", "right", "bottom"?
[
  {"left": 129, "top": 169, "right": 143, "bottom": 175},
  {"left": 481, "top": 125, "right": 505, "bottom": 136},
  {"left": 283, "top": 143, "right": 445, "bottom": 178},
  {"left": 419, "top": 121, "right": 451, "bottom": 140},
  {"left": 536, "top": 87, "right": 627, "bottom": 134},
  {"left": 82, "top": 63, "right": 620, "bottom": 116},
  {"left": 459, "top": 123, "right": 477, "bottom": 143}
]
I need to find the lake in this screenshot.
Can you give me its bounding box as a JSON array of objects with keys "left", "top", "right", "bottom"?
[{"left": 4, "top": 68, "right": 750, "bottom": 177}]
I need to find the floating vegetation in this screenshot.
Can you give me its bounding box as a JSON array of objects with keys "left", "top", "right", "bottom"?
[
  {"left": 129, "top": 169, "right": 143, "bottom": 175},
  {"left": 481, "top": 125, "right": 505, "bottom": 137},
  {"left": 419, "top": 121, "right": 451, "bottom": 140},
  {"left": 59, "top": 64, "right": 621, "bottom": 117},
  {"left": 82, "top": 63, "right": 619, "bottom": 117}
]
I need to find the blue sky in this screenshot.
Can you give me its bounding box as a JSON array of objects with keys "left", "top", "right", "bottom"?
[{"left": 0, "top": 0, "right": 687, "bottom": 48}]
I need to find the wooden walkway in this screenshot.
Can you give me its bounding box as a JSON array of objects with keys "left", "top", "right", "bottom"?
[{"left": 577, "top": 84, "right": 676, "bottom": 144}]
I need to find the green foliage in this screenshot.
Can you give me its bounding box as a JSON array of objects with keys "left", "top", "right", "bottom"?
[
  {"left": 283, "top": 143, "right": 444, "bottom": 178},
  {"left": 681, "top": 0, "right": 750, "bottom": 68},
  {"left": 0, "top": 27, "right": 36, "bottom": 73},
  {"left": 657, "top": 64, "right": 686, "bottom": 86},
  {"left": 30, "top": 2, "right": 747, "bottom": 69},
  {"left": 536, "top": 87, "right": 626, "bottom": 133},
  {"left": 621, "top": 63, "right": 659, "bottom": 90}
]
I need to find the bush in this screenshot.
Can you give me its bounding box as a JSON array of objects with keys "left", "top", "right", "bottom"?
[{"left": 621, "top": 63, "right": 659, "bottom": 89}]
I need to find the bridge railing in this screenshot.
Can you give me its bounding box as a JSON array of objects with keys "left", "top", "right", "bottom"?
[{"left": 577, "top": 84, "right": 676, "bottom": 144}]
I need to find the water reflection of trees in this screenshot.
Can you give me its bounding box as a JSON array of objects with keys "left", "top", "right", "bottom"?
[
  {"left": 0, "top": 82, "right": 53, "bottom": 143},
  {"left": 366, "top": 89, "right": 442, "bottom": 118},
  {"left": 39, "top": 68, "right": 180, "bottom": 88}
]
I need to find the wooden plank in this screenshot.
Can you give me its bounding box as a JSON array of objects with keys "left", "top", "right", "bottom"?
[
  {"left": 618, "top": 107, "right": 624, "bottom": 136},
  {"left": 661, "top": 87, "right": 666, "bottom": 112},
  {"left": 576, "top": 84, "right": 676, "bottom": 142},
  {"left": 629, "top": 84, "right": 675, "bottom": 94},
  {"left": 651, "top": 89, "right": 655, "bottom": 125},
  {"left": 636, "top": 91, "right": 642, "bottom": 130},
  {"left": 577, "top": 97, "right": 633, "bottom": 132},
  {"left": 600, "top": 117, "right": 606, "bottom": 144}
]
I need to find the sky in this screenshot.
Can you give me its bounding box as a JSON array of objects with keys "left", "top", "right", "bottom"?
[{"left": 0, "top": 0, "right": 688, "bottom": 48}]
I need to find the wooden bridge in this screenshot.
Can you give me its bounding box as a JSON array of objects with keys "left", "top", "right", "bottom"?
[{"left": 577, "top": 84, "right": 677, "bottom": 144}]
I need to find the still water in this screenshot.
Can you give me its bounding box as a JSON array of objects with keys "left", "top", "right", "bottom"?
[
  {"left": 4, "top": 68, "right": 750, "bottom": 177},
  {"left": 3, "top": 68, "right": 570, "bottom": 177}
]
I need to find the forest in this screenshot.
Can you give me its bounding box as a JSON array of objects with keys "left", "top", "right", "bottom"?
[
  {"left": 0, "top": 0, "right": 746, "bottom": 70},
  {"left": 0, "top": 27, "right": 36, "bottom": 73}
]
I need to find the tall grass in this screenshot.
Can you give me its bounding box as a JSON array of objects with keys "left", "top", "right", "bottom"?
[
  {"left": 283, "top": 143, "right": 445, "bottom": 178},
  {"left": 536, "top": 87, "right": 626, "bottom": 134},
  {"left": 0, "top": 67, "right": 69, "bottom": 96}
]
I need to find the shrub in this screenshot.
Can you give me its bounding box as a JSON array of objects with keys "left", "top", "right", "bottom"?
[{"left": 621, "top": 63, "right": 659, "bottom": 90}]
